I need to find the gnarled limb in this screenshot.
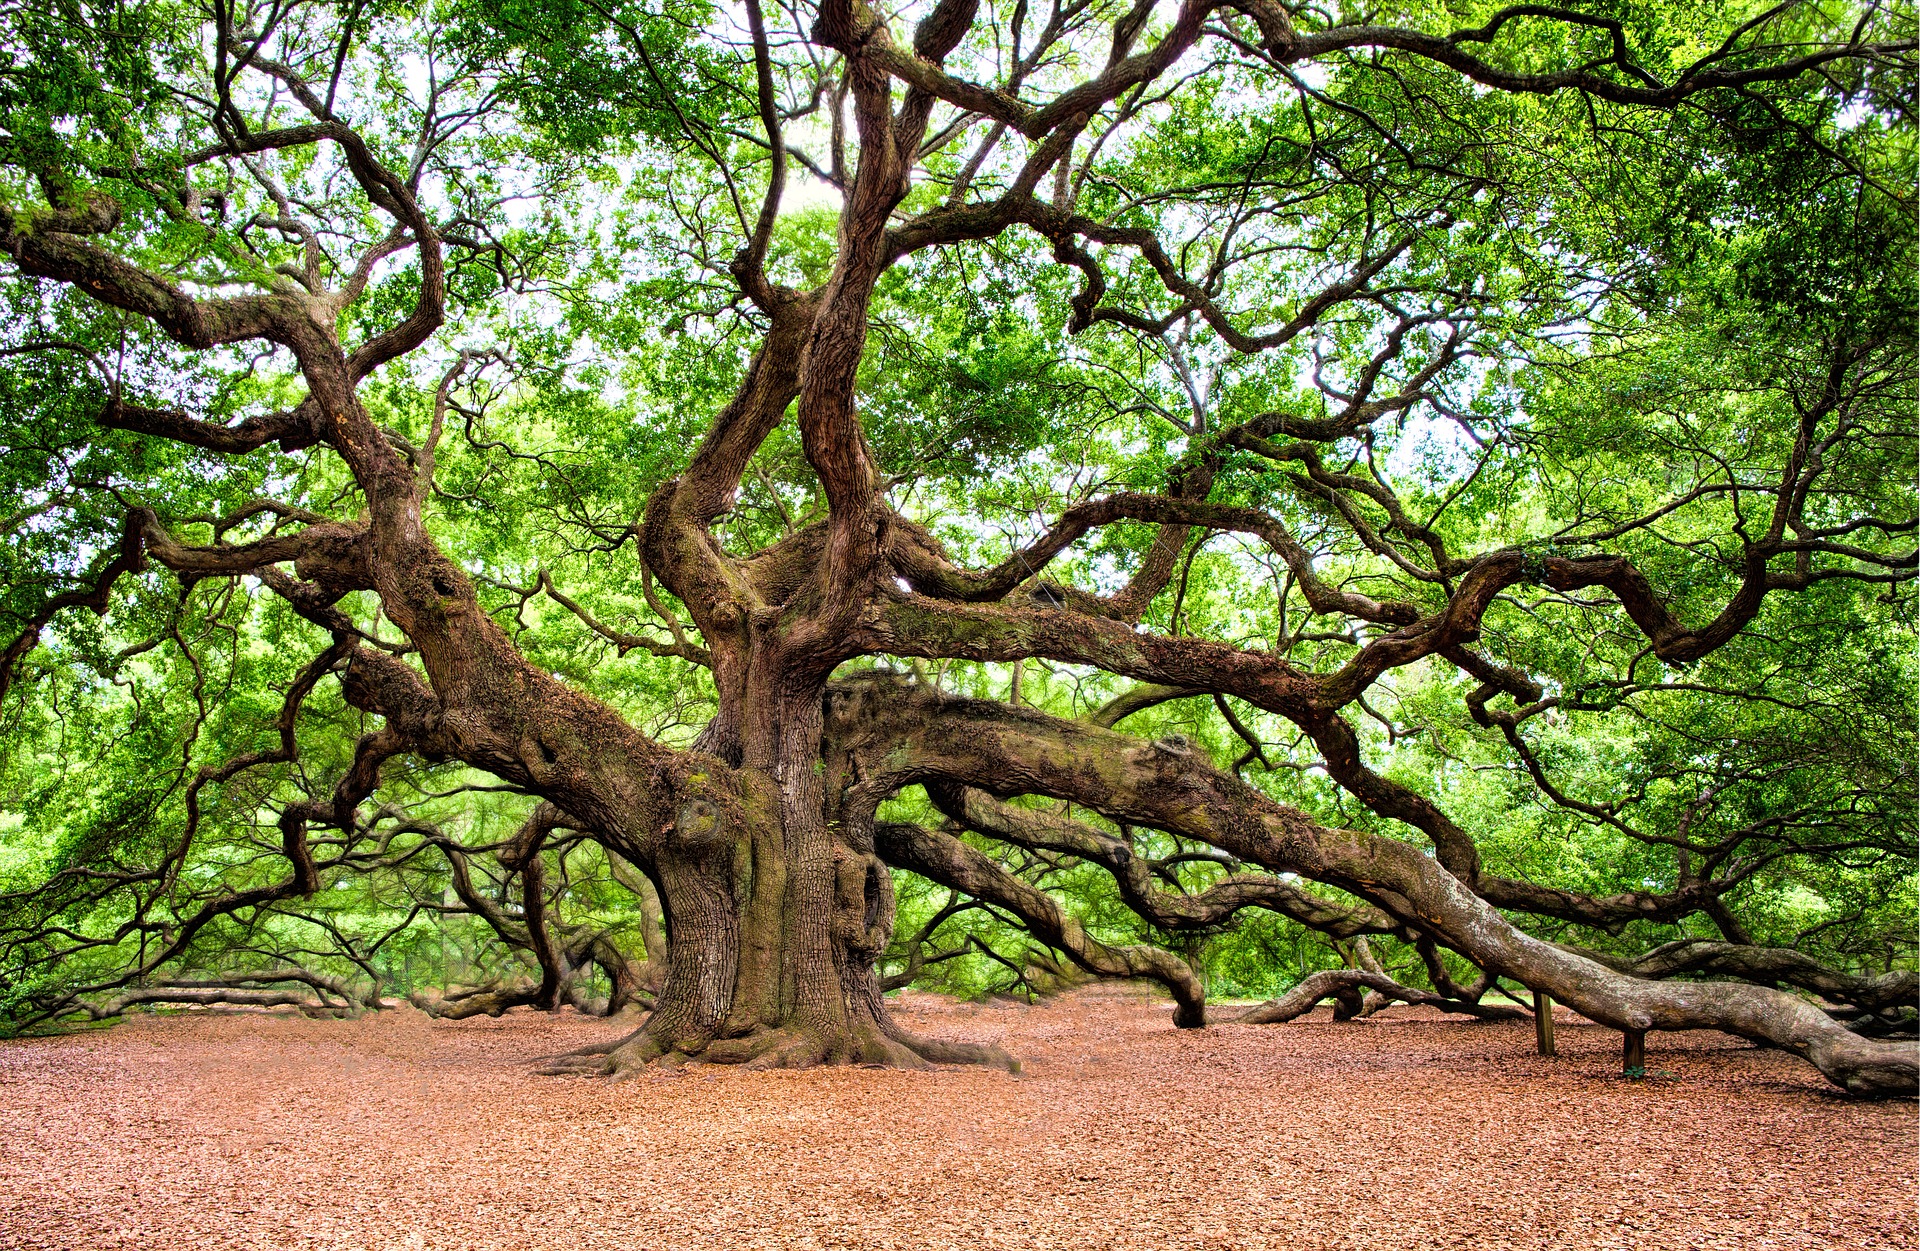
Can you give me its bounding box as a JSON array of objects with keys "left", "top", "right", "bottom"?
[
  {"left": 1590, "top": 940, "right": 1919, "bottom": 1017},
  {"left": 88, "top": 987, "right": 355, "bottom": 1019},
  {"left": 830, "top": 677, "right": 1918, "bottom": 1096},
  {"left": 926, "top": 782, "right": 1401, "bottom": 939},
  {"left": 1, "top": 0, "right": 1907, "bottom": 1094},
  {"left": 874, "top": 818, "right": 1208, "bottom": 1027},
  {"left": 1232, "top": 968, "right": 1529, "bottom": 1025}
]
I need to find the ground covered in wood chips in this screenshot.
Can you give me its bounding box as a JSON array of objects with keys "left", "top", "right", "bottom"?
[{"left": 0, "top": 984, "right": 1912, "bottom": 1251}]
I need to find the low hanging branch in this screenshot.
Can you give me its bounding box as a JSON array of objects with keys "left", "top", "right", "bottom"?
[
  {"left": 1231, "top": 968, "right": 1530, "bottom": 1026},
  {"left": 0, "top": 0, "right": 1910, "bottom": 1100}
]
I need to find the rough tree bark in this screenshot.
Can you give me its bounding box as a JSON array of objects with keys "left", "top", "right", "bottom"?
[{"left": 0, "top": 2, "right": 1912, "bottom": 1097}]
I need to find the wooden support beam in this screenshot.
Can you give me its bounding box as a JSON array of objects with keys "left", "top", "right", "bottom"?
[
  {"left": 1533, "top": 989, "right": 1556, "bottom": 1057},
  {"left": 1623, "top": 1029, "right": 1647, "bottom": 1077}
]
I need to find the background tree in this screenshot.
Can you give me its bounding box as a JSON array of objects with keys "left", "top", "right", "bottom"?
[{"left": 0, "top": 0, "right": 1913, "bottom": 1093}]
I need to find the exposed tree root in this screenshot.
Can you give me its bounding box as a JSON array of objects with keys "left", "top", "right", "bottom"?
[
  {"left": 888, "top": 1025, "right": 1021, "bottom": 1072},
  {"left": 531, "top": 1017, "right": 1020, "bottom": 1077}
]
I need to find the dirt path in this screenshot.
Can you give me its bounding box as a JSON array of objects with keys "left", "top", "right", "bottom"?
[{"left": 0, "top": 985, "right": 1911, "bottom": 1251}]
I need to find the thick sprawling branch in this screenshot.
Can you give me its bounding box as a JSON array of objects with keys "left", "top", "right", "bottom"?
[
  {"left": 1233, "top": 967, "right": 1528, "bottom": 1025},
  {"left": 926, "top": 782, "right": 1399, "bottom": 939},
  {"left": 87, "top": 968, "right": 374, "bottom": 1020},
  {"left": 0, "top": 0, "right": 1908, "bottom": 1090},
  {"left": 869, "top": 4, "right": 1908, "bottom": 136},
  {"left": 0, "top": 195, "right": 306, "bottom": 350},
  {"left": 887, "top": 493, "right": 1418, "bottom": 626},
  {"left": 98, "top": 397, "right": 325, "bottom": 454},
  {"left": 827, "top": 676, "right": 1917, "bottom": 1095},
  {"left": 1592, "top": 940, "right": 1919, "bottom": 1016}
]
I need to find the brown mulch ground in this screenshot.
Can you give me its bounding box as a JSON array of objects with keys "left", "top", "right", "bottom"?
[{"left": 0, "top": 984, "right": 1912, "bottom": 1251}]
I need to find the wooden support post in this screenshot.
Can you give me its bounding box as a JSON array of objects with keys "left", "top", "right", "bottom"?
[
  {"left": 1533, "top": 990, "right": 1556, "bottom": 1057},
  {"left": 1623, "top": 1029, "right": 1646, "bottom": 1077}
]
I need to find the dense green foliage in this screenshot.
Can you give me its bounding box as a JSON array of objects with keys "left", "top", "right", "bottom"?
[{"left": 0, "top": 0, "right": 1911, "bottom": 1029}]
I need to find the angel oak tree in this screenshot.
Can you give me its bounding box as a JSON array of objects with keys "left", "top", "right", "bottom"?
[{"left": 0, "top": 0, "right": 1915, "bottom": 1093}]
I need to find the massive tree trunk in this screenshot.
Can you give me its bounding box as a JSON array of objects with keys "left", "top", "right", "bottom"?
[
  {"left": 557, "top": 665, "right": 1014, "bottom": 1073},
  {"left": 1, "top": 0, "right": 1911, "bottom": 1102}
]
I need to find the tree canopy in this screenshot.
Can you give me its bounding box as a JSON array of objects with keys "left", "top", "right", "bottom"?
[{"left": 0, "top": 0, "right": 1913, "bottom": 1092}]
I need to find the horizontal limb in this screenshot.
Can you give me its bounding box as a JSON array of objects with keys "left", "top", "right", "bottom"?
[
  {"left": 831, "top": 675, "right": 1919, "bottom": 1096},
  {"left": 1232, "top": 967, "right": 1529, "bottom": 1025}
]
